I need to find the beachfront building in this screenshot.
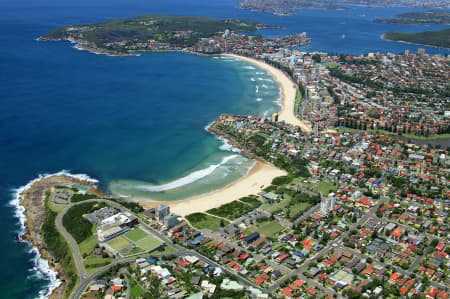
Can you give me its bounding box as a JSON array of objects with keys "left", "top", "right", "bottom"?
[
  {"left": 156, "top": 205, "right": 170, "bottom": 223},
  {"left": 164, "top": 214, "right": 180, "bottom": 229},
  {"left": 272, "top": 113, "right": 279, "bottom": 123}
]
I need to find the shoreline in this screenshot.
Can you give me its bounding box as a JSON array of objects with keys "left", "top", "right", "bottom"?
[
  {"left": 19, "top": 47, "right": 302, "bottom": 296},
  {"left": 137, "top": 53, "right": 310, "bottom": 215},
  {"left": 140, "top": 160, "right": 287, "bottom": 216},
  {"left": 380, "top": 33, "right": 450, "bottom": 50},
  {"left": 15, "top": 171, "right": 100, "bottom": 299},
  {"left": 222, "top": 54, "right": 312, "bottom": 133}
]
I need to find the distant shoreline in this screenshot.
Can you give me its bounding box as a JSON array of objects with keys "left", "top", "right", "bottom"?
[
  {"left": 138, "top": 53, "right": 313, "bottom": 215},
  {"left": 380, "top": 33, "right": 450, "bottom": 50},
  {"left": 223, "top": 54, "right": 312, "bottom": 133}
]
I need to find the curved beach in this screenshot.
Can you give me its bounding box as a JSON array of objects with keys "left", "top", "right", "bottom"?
[
  {"left": 139, "top": 54, "right": 310, "bottom": 215},
  {"left": 140, "top": 161, "right": 286, "bottom": 216},
  {"left": 223, "top": 54, "right": 312, "bottom": 133}
]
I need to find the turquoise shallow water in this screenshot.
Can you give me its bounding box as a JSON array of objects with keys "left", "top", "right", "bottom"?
[
  {"left": 0, "top": 11, "right": 280, "bottom": 298},
  {"left": 107, "top": 55, "right": 280, "bottom": 201},
  {"left": 0, "top": 1, "right": 448, "bottom": 297}
]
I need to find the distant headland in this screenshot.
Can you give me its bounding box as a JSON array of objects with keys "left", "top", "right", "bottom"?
[
  {"left": 236, "top": 0, "right": 449, "bottom": 16},
  {"left": 381, "top": 28, "right": 450, "bottom": 49},
  {"left": 375, "top": 10, "right": 450, "bottom": 25},
  {"left": 38, "top": 14, "right": 309, "bottom": 56}
]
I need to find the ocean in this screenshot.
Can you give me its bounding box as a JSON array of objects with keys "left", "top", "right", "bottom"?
[{"left": 0, "top": 0, "right": 448, "bottom": 297}]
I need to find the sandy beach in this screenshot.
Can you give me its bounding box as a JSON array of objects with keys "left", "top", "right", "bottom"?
[
  {"left": 139, "top": 53, "right": 310, "bottom": 216},
  {"left": 140, "top": 161, "right": 286, "bottom": 216},
  {"left": 223, "top": 54, "right": 312, "bottom": 133}
]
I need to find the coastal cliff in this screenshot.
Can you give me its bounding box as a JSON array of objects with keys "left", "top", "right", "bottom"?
[{"left": 19, "top": 174, "right": 101, "bottom": 298}]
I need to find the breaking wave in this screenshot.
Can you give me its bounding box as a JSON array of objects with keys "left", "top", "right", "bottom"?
[
  {"left": 138, "top": 155, "right": 239, "bottom": 192},
  {"left": 10, "top": 170, "right": 98, "bottom": 299}
]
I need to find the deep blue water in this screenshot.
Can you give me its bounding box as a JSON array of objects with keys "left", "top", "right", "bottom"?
[{"left": 0, "top": 0, "right": 448, "bottom": 297}]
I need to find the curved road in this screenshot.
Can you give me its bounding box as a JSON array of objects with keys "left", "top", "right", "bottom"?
[
  {"left": 56, "top": 204, "right": 88, "bottom": 281},
  {"left": 63, "top": 198, "right": 268, "bottom": 298},
  {"left": 55, "top": 198, "right": 135, "bottom": 298}
]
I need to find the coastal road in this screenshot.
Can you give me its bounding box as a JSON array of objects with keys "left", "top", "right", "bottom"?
[
  {"left": 57, "top": 198, "right": 138, "bottom": 298},
  {"left": 71, "top": 257, "right": 136, "bottom": 299},
  {"left": 69, "top": 198, "right": 267, "bottom": 297},
  {"left": 56, "top": 198, "right": 138, "bottom": 282},
  {"left": 56, "top": 203, "right": 88, "bottom": 281}
]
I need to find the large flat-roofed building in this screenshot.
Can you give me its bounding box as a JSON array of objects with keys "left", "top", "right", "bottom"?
[
  {"left": 96, "top": 212, "right": 138, "bottom": 242},
  {"left": 98, "top": 225, "right": 130, "bottom": 242}
]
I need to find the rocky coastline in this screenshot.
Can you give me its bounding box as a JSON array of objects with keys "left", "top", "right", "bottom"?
[{"left": 18, "top": 173, "right": 101, "bottom": 298}]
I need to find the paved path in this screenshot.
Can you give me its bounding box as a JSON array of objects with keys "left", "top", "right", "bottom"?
[
  {"left": 55, "top": 198, "right": 137, "bottom": 298},
  {"left": 56, "top": 203, "right": 87, "bottom": 281},
  {"left": 68, "top": 198, "right": 267, "bottom": 298}
]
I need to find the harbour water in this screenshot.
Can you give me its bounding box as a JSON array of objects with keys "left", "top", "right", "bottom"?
[{"left": 0, "top": 0, "right": 448, "bottom": 297}]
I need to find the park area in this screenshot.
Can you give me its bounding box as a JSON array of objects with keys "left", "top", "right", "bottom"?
[
  {"left": 292, "top": 178, "right": 337, "bottom": 196},
  {"left": 263, "top": 193, "right": 312, "bottom": 218},
  {"left": 245, "top": 220, "right": 285, "bottom": 239},
  {"left": 185, "top": 213, "right": 229, "bottom": 231}
]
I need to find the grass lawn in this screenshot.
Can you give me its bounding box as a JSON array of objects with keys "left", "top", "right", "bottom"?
[
  {"left": 290, "top": 202, "right": 311, "bottom": 215},
  {"left": 48, "top": 202, "right": 66, "bottom": 213},
  {"left": 256, "top": 221, "right": 284, "bottom": 238},
  {"left": 79, "top": 235, "right": 97, "bottom": 256},
  {"left": 130, "top": 278, "right": 146, "bottom": 297},
  {"left": 106, "top": 235, "right": 131, "bottom": 251},
  {"left": 207, "top": 200, "right": 253, "bottom": 220},
  {"left": 317, "top": 181, "right": 337, "bottom": 196},
  {"left": 185, "top": 213, "right": 229, "bottom": 231},
  {"left": 239, "top": 196, "right": 262, "bottom": 208},
  {"left": 128, "top": 247, "right": 145, "bottom": 255},
  {"left": 84, "top": 256, "right": 114, "bottom": 275},
  {"left": 263, "top": 196, "right": 292, "bottom": 213},
  {"left": 135, "top": 236, "right": 163, "bottom": 251},
  {"left": 124, "top": 228, "right": 148, "bottom": 242}
]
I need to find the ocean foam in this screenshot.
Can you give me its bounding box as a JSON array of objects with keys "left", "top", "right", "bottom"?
[
  {"left": 275, "top": 88, "right": 283, "bottom": 107},
  {"left": 204, "top": 120, "right": 215, "bottom": 131},
  {"left": 256, "top": 98, "right": 263, "bottom": 102},
  {"left": 139, "top": 155, "right": 239, "bottom": 192},
  {"left": 10, "top": 170, "right": 98, "bottom": 298},
  {"left": 256, "top": 86, "right": 259, "bottom": 93},
  {"left": 262, "top": 84, "right": 268, "bottom": 89},
  {"left": 250, "top": 77, "right": 256, "bottom": 82},
  {"left": 217, "top": 135, "right": 241, "bottom": 153},
  {"left": 242, "top": 66, "right": 256, "bottom": 70}
]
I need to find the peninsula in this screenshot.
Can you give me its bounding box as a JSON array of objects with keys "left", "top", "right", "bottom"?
[
  {"left": 382, "top": 28, "right": 450, "bottom": 48},
  {"left": 39, "top": 14, "right": 310, "bottom": 56},
  {"left": 375, "top": 10, "right": 450, "bottom": 25}
]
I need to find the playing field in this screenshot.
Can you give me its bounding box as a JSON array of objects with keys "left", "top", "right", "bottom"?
[
  {"left": 135, "top": 235, "right": 163, "bottom": 251},
  {"left": 124, "top": 228, "right": 148, "bottom": 242},
  {"left": 106, "top": 235, "right": 131, "bottom": 251},
  {"left": 256, "top": 221, "right": 284, "bottom": 238}
]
